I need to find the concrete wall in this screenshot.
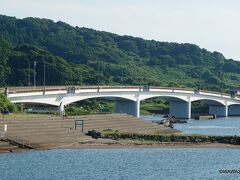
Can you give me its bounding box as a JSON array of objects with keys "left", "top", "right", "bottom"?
[
  {"left": 169, "top": 101, "right": 191, "bottom": 119},
  {"left": 209, "top": 105, "right": 228, "bottom": 117}
]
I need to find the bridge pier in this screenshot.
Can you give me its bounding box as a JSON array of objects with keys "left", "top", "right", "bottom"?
[
  {"left": 59, "top": 102, "right": 65, "bottom": 115},
  {"left": 209, "top": 105, "right": 228, "bottom": 117},
  {"left": 169, "top": 101, "right": 191, "bottom": 119},
  {"left": 228, "top": 105, "right": 240, "bottom": 116},
  {"left": 115, "top": 99, "right": 140, "bottom": 118}
]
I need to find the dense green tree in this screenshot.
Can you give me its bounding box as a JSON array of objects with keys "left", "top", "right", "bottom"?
[
  {"left": 0, "top": 38, "right": 11, "bottom": 86},
  {"left": 0, "top": 14, "right": 240, "bottom": 92},
  {"left": 0, "top": 94, "right": 19, "bottom": 112}
]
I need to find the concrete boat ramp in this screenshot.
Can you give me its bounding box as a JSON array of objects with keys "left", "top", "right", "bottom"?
[{"left": 0, "top": 113, "right": 178, "bottom": 152}]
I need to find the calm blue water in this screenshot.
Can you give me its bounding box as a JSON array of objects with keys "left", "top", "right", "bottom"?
[
  {"left": 0, "top": 148, "right": 240, "bottom": 180},
  {"left": 142, "top": 116, "right": 240, "bottom": 136},
  {"left": 1, "top": 117, "right": 240, "bottom": 180}
]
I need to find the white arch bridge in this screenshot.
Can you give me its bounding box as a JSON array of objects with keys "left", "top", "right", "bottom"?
[{"left": 4, "top": 86, "right": 240, "bottom": 119}]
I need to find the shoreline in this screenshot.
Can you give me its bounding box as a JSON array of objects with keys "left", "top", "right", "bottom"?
[
  {"left": 1, "top": 139, "right": 240, "bottom": 154},
  {"left": 53, "top": 138, "right": 240, "bottom": 150}
]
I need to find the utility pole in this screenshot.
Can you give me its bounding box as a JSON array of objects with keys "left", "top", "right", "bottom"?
[
  {"left": 80, "top": 71, "right": 82, "bottom": 86},
  {"left": 198, "top": 62, "right": 202, "bottom": 91},
  {"left": 28, "top": 60, "right": 31, "bottom": 86},
  {"left": 43, "top": 59, "right": 46, "bottom": 92},
  {"left": 34, "top": 61, "right": 37, "bottom": 87},
  {"left": 97, "top": 58, "right": 100, "bottom": 87},
  {"left": 121, "top": 68, "right": 124, "bottom": 85}
]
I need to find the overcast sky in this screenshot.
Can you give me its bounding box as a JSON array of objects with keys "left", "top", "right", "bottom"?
[{"left": 1, "top": 0, "right": 240, "bottom": 60}]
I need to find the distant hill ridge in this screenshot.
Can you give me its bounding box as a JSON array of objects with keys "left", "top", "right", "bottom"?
[{"left": 0, "top": 14, "right": 240, "bottom": 91}]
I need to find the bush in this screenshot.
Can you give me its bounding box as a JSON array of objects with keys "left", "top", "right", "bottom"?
[
  {"left": 65, "top": 106, "right": 90, "bottom": 116},
  {"left": 0, "top": 94, "right": 21, "bottom": 113},
  {"left": 101, "top": 130, "right": 240, "bottom": 145}
]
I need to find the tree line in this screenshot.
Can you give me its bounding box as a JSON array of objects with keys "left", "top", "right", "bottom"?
[{"left": 1, "top": 14, "right": 240, "bottom": 92}]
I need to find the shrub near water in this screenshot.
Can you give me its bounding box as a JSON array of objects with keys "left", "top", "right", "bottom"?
[{"left": 101, "top": 130, "right": 240, "bottom": 145}]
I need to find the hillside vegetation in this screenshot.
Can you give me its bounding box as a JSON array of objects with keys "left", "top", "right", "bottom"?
[{"left": 1, "top": 14, "right": 240, "bottom": 92}]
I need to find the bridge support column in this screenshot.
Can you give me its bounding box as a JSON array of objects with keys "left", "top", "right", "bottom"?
[
  {"left": 59, "top": 102, "right": 65, "bottom": 115},
  {"left": 169, "top": 101, "right": 191, "bottom": 119},
  {"left": 209, "top": 105, "right": 228, "bottom": 117},
  {"left": 228, "top": 105, "right": 240, "bottom": 116},
  {"left": 115, "top": 99, "right": 140, "bottom": 118}
]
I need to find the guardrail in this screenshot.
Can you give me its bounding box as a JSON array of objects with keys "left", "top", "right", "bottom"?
[
  {"left": 6, "top": 85, "right": 195, "bottom": 92},
  {"left": 7, "top": 86, "right": 67, "bottom": 94},
  {"left": 199, "top": 89, "right": 229, "bottom": 96}
]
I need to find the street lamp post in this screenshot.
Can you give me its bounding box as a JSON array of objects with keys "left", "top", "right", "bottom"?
[
  {"left": 121, "top": 69, "right": 124, "bottom": 85},
  {"left": 28, "top": 60, "right": 31, "bottom": 86},
  {"left": 43, "top": 59, "right": 46, "bottom": 93},
  {"left": 33, "top": 61, "right": 37, "bottom": 87},
  {"left": 80, "top": 71, "right": 82, "bottom": 86},
  {"left": 97, "top": 58, "right": 100, "bottom": 87},
  {"left": 32, "top": 60, "right": 46, "bottom": 90}
]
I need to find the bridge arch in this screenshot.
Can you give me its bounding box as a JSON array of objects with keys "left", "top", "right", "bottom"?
[
  {"left": 139, "top": 94, "right": 188, "bottom": 102},
  {"left": 61, "top": 94, "right": 136, "bottom": 106},
  {"left": 190, "top": 98, "right": 225, "bottom": 106},
  {"left": 60, "top": 95, "right": 139, "bottom": 117},
  {"left": 139, "top": 95, "right": 190, "bottom": 119},
  {"left": 190, "top": 98, "right": 227, "bottom": 117},
  {"left": 12, "top": 100, "right": 59, "bottom": 107}
]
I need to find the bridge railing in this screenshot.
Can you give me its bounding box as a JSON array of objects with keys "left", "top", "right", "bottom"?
[
  {"left": 149, "top": 86, "right": 194, "bottom": 92},
  {"left": 7, "top": 86, "right": 67, "bottom": 94},
  {"left": 199, "top": 90, "right": 230, "bottom": 97},
  {"left": 80, "top": 86, "right": 194, "bottom": 92},
  {"left": 79, "top": 86, "right": 232, "bottom": 98},
  {"left": 7, "top": 85, "right": 143, "bottom": 93},
  {"left": 4, "top": 85, "right": 234, "bottom": 99}
]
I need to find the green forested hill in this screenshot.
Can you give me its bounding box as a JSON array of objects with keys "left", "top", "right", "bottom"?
[{"left": 1, "top": 14, "right": 240, "bottom": 91}]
